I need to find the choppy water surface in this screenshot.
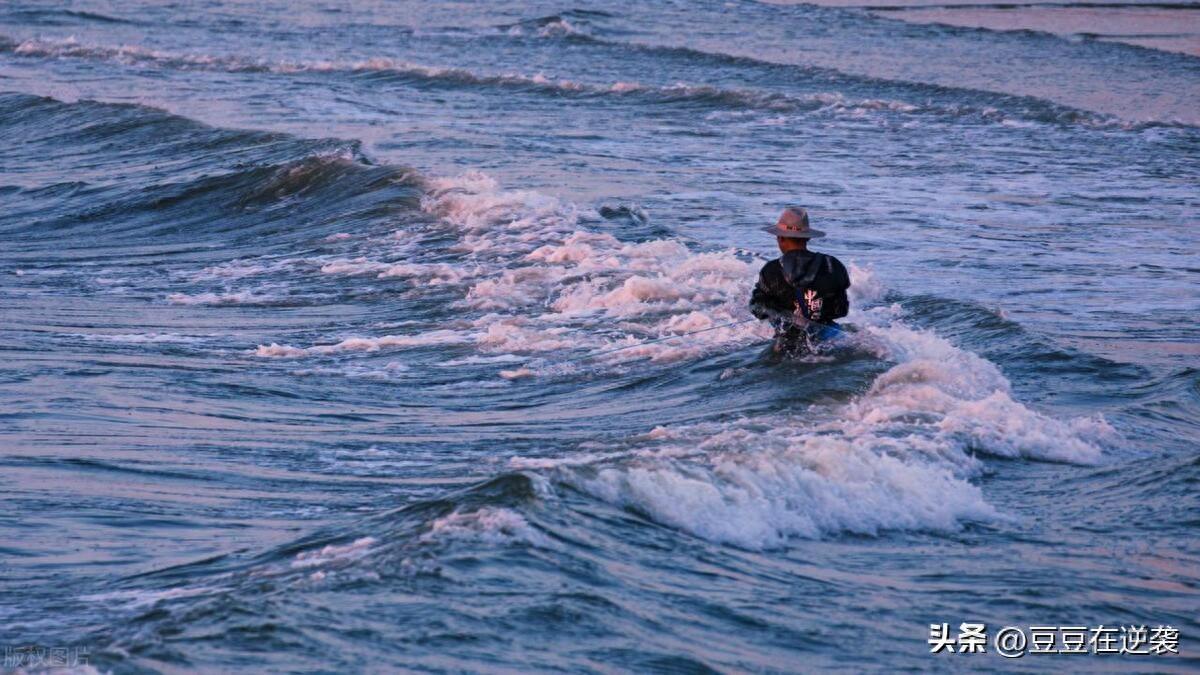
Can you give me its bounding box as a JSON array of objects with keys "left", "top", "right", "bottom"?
[{"left": 1, "top": 0, "right": 1198, "bottom": 671}]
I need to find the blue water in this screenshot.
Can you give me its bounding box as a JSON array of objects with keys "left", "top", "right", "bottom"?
[{"left": 1, "top": 1, "right": 1198, "bottom": 671}]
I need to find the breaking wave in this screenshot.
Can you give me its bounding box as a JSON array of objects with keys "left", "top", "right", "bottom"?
[
  {"left": 227, "top": 164, "right": 1118, "bottom": 548},
  {"left": 3, "top": 34, "right": 1172, "bottom": 129},
  {"left": 512, "top": 289, "right": 1116, "bottom": 549}
]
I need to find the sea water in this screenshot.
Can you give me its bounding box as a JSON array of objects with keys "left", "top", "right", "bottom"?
[{"left": 1, "top": 1, "right": 1198, "bottom": 671}]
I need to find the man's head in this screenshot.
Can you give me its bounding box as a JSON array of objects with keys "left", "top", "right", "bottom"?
[{"left": 762, "top": 206, "right": 825, "bottom": 253}]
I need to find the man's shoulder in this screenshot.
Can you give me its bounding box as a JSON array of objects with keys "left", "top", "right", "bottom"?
[
  {"left": 814, "top": 250, "right": 848, "bottom": 269},
  {"left": 812, "top": 250, "right": 851, "bottom": 287},
  {"left": 758, "top": 257, "right": 784, "bottom": 278}
]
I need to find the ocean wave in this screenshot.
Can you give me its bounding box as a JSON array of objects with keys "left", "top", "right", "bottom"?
[
  {"left": 867, "top": 2, "right": 1200, "bottom": 62},
  {"left": 290, "top": 172, "right": 1121, "bottom": 547},
  {"left": 90, "top": 473, "right": 547, "bottom": 609},
  {"left": 11, "top": 98, "right": 1115, "bottom": 550},
  {"left": 421, "top": 506, "right": 549, "bottom": 547},
  {"left": 2, "top": 36, "right": 928, "bottom": 118},
  {"left": 497, "top": 9, "right": 617, "bottom": 38},
  {"left": 494, "top": 24, "right": 1196, "bottom": 129},
  {"left": 514, "top": 308, "right": 1115, "bottom": 548},
  {"left": 253, "top": 170, "right": 771, "bottom": 365},
  {"left": 57, "top": 151, "right": 407, "bottom": 240},
  {"left": 2, "top": 8, "right": 139, "bottom": 26},
  {"left": 14, "top": 33, "right": 1156, "bottom": 130},
  {"left": 75, "top": 477, "right": 548, "bottom": 664},
  {"left": 501, "top": 14, "right": 591, "bottom": 39},
  {"left": 1, "top": 94, "right": 423, "bottom": 246},
  {"left": 239, "top": 167, "right": 1117, "bottom": 553},
  {"left": 4, "top": 31, "right": 1192, "bottom": 130}
]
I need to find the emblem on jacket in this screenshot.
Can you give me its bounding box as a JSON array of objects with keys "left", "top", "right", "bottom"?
[{"left": 795, "top": 289, "right": 823, "bottom": 321}]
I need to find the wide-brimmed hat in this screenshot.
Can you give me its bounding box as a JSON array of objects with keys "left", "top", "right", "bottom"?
[{"left": 762, "top": 206, "right": 825, "bottom": 239}]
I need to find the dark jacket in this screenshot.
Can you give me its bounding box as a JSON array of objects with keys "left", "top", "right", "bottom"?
[{"left": 749, "top": 250, "right": 851, "bottom": 328}]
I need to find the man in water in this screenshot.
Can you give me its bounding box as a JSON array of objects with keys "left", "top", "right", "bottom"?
[{"left": 749, "top": 207, "right": 851, "bottom": 354}]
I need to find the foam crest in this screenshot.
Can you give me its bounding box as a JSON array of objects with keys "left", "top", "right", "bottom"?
[
  {"left": 256, "top": 330, "right": 468, "bottom": 358},
  {"left": 384, "top": 172, "right": 765, "bottom": 365},
  {"left": 475, "top": 319, "right": 578, "bottom": 353},
  {"left": 421, "top": 507, "right": 547, "bottom": 547},
  {"left": 167, "top": 290, "right": 278, "bottom": 305},
  {"left": 854, "top": 322, "right": 1115, "bottom": 464},
  {"left": 319, "top": 258, "right": 464, "bottom": 284},
  {"left": 191, "top": 259, "right": 294, "bottom": 280},
  {"left": 545, "top": 422, "right": 1001, "bottom": 549},
  {"left": 291, "top": 536, "right": 377, "bottom": 570},
  {"left": 67, "top": 332, "right": 211, "bottom": 344},
  {"left": 846, "top": 263, "right": 885, "bottom": 305}
]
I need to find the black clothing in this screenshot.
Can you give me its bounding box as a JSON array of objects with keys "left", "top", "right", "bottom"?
[{"left": 749, "top": 250, "right": 850, "bottom": 351}]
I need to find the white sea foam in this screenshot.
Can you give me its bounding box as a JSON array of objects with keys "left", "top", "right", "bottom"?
[
  {"left": 67, "top": 332, "right": 212, "bottom": 344},
  {"left": 503, "top": 16, "right": 588, "bottom": 39},
  {"left": 83, "top": 585, "right": 230, "bottom": 609},
  {"left": 167, "top": 290, "right": 277, "bottom": 305},
  {"left": 291, "top": 361, "right": 411, "bottom": 380},
  {"left": 291, "top": 536, "right": 377, "bottom": 569},
  {"left": 499, "top": 367, "right": 535, "bottom": 380},
  {"left": 318, "top": 258, "right": 464, "bottom": 284},
  {"left": 411, "top": 172, "right": 770, "bottom": 366},
  {"left": 188, "top": 259, "right": 295, "bottom": 281},
  {"left": 256, "top": 343, "right": 310, "bottom": 358},
  {"left": 562, "top": 436, "right": 1000, "bottom": 548},
  {"left": 256, "top": 330, "right": 467, "bottom": 357},
  {"left": 422, "top": 507, "right": 546, "bottom": 546}
]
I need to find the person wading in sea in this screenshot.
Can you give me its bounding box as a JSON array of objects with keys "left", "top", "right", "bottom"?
[{"left": 749, "top": 207, "right": 851, "bottom": 354}]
